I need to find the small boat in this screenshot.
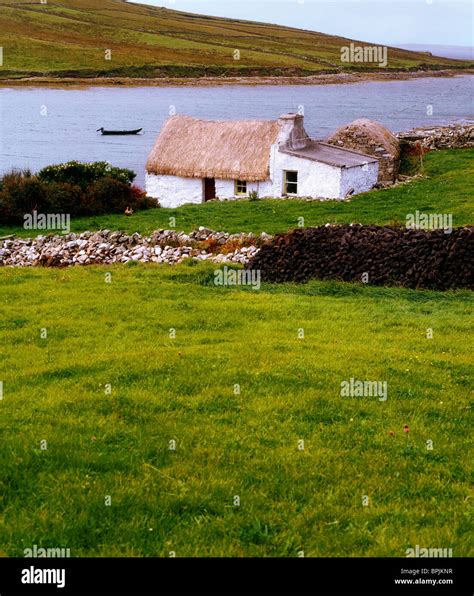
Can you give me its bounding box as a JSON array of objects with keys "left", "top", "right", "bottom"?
[{"left": 97, "top": 127, "right": 143, "bottom": 136}]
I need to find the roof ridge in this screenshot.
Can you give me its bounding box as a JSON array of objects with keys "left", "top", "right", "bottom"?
[{"left": 169, "top": 114, "right": 277, "bottom": 124}]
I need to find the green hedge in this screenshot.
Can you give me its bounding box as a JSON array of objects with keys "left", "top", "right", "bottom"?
[
  {"left": 0, "top": 162, "right": 156, "bottom": 226},
  {"left": 37, "top": 160, "right": 136, "bottom": 188}
]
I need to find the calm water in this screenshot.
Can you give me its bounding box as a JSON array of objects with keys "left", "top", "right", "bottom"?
[{"left": 1, "top": 75, "right": 472, "bottom": 186}]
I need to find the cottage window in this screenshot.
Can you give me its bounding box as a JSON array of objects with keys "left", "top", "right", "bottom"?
[
  {"left": 235, "top": 180, "right": 247, "bottom": 195},
  {"left": 284, "top": 171, "right": 298, "bottom": 195}
]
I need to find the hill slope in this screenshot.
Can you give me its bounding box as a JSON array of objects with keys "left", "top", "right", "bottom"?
[{"left": 0, "top": 0, "right": 471, "bottom": 79}]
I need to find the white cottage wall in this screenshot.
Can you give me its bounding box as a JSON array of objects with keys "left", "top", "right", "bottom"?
[
  {"left": 146, "top": 174, "right": 276, "bottom": 205},
  {"left": 146, "top": 150, "right": 377, "bottom": 206},
  {"left": 339, "top": 162, "right": 378, "bottom": 197},
  {"left": 270, "top": 146, "right": 342, "bottom": 199},
  {"left": 214, "top": 179, "right": 274, "bottom": 200},
  {"left": 214, "top": 179, "right": 237, "bottom": 199},
  {"left": 145, "top": 174, "right": 203, "bottom": 208}
]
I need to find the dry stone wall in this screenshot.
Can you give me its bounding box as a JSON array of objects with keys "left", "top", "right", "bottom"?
[{"left": 247, "top": 225, "right": 473, "bottom": 290}]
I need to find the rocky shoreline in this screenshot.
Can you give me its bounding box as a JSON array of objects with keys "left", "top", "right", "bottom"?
[
  {"left": 0, "top": 228, "right": 270, "bottom": 268},
  {"left": 1, "top": 69, "right": 471, "bottom": 89},
  {"left": 397, "top": 123, "right": 474, "bottom": 149}
]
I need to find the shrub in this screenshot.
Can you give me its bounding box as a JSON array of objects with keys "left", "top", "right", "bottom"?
[
  {"left": 129, "top": 185, "right": 158, "bottom": 210},
  {"left": 0, "top": 163, "right": 154, "bottom": 226},
  {"left": 0, "top": 171, "right": 49, "bottom": 224},
  {"left": 0, "top": 176, "right": 87, "bottom": 224},
  {"left": 37, "top": 161, "right": 136, "bottom": 189},
  {"left": 81, "top": 177, "right": 134, "bottom": 215},
  {"left": 197, "top": 237, "right": 221, "bottom": 253},
  {"left": 45, "top": 182, "right": 84, "bottom": 216},
  {"left": 81, "top": 178, "right": 156, "bottom": 216},
  {"left": 220, "top": 237, "right": 246, "bottom": 254}
]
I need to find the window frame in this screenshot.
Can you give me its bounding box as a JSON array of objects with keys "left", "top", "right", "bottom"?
[
  {"left": 234, "top": 179, "right": 248, "bottom": 195},
  {"left": 283, "top": 170, "right": 298, "bottom": 195}
]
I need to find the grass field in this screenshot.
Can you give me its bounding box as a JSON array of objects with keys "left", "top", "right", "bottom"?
[
  {"left": 0, "top": 0, "right": 470, "bottom": 79},
  {"left": 0, "top": 264, "right": 472, "bottom": 557},
  {"left": 1, "top": 147, "right": 472, "bottom": 558},
  {"left": 1, "top": 149, "right": 473, "bottom": 239}
]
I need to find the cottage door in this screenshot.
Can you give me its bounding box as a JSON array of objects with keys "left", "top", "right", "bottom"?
[{"left": 204, "top": 178, "right": 216, "bottom": 201}]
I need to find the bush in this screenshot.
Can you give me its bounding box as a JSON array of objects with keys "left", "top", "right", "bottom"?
[
  {"left": 38, "top": 161, "right": 136, "bottom": 189},
  {"left": 81, "top": 177, "right": 134, "bottom": 215},
  {"left": 0, "top": 172, "right": 49, "bottom": 223},
  {"left": 80, "top": 179, "right": 156, "bottom": 215},
  {"left": 0, "top": 163, "right": 154, "bottom": 226},
  {"left": 45, "top": 182, "right": 84, "bottom": 216},
  {"left": 0, "top": 176, "right": 89, "bottom": 223},
  {"left": 129, "top": 185, "right": 158, "bottom": 210}
]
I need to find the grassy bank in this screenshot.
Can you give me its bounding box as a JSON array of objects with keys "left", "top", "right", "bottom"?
[
  {"left": 1, "top": 149, "right": 473, "bottom": 238},
  {"left": 0, "top": 0, "right": 470, "bottom": 80},
  {"left": 0, "top": 263, "right": 472, "bottom": 556}
]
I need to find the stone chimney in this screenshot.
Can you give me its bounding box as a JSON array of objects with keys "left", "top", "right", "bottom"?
[{"left": 277, "top": 113, "right": 310, "bottom": 150}]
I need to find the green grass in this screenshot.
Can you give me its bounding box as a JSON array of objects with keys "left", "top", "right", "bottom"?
[
  {"left": 1, "top": 149, "right": 473, "bottom": 238},
  {"left": 0, "top": 263, "right": 472, "bottom": 556},
  {"left": 0, "top": 0, "right": 470, "bottom": 78},
  {"left": 1, "top": 147, "right": 472, "bottom": 557}
]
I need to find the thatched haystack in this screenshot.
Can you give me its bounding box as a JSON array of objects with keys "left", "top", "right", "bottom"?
[
  {"left": 146, "top": 115, "right": 280, "bottom": 182},
  {"left": 326, "top": 119, "right": 400, "bottom": 184}
]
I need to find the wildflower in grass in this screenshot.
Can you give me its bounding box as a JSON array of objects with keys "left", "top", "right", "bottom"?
[{"left": 404, "top": 425, "right": 410, "bottom": 434}]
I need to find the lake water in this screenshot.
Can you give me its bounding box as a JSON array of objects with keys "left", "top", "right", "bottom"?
[{"left": 1, "top": 75, "right": 472, "bottom": 186}]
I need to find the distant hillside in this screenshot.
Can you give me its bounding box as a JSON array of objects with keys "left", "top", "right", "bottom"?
[
  {"left": 0, "top": 0, "right": 471, "bottom": 79},
  {"left": 395, "top": 44, "right": 473, "bottom": 61}
]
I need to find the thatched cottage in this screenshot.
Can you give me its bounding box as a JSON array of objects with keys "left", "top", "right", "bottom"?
[{"left": 146, "top": 113, "right": 379, "bottom": 207}]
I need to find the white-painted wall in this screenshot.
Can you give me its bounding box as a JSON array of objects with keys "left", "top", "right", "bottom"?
[
  {"left": 270, "top": 147, "right": 342, "bottom": 198},
  {"left": 340, "top": 162, "right": 378, "bottom": 197},
  {"left": 146, "top": 173, "right": 275, "bottom": 206},
  {"left": 215, "top": 179, "right": 274, "bottom": 199},
  {"left": 145, "top": 173, "right": 203, "bottom": 208}
]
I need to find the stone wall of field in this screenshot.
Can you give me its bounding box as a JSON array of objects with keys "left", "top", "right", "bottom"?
[
  {"left": 246, "top": 225, "right": 473, "bottom": 290},
  {"left": 0, "top": 228, "right": 271, "bottom": 267}
]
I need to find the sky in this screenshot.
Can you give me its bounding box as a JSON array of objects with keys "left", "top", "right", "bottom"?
[{"left": 129, "top": 0, "right": 473, "bottom": 47}]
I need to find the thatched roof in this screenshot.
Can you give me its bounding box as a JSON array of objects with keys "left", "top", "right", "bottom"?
[
  {"left": 146, "top": 115, "right": 281, "bottom": 181},
  {"left": 326, "top": 118, "right": 400, "bottom": 158}
]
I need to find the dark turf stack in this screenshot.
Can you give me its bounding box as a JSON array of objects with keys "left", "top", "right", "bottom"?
[{"left": 246, "top": 225, "right": 473, "bottom": 290}]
